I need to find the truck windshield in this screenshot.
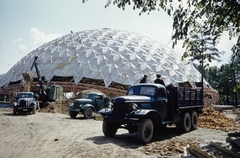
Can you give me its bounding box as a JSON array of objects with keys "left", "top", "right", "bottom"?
[
  {"left": 18, "top": 93, "right": 33, "bottom": 98},
  {"left": 84, "top": 94, "right": 96, "bottom": 100},
  {"left": 127, "top": 86, "right": 156, "bottom": 96}
]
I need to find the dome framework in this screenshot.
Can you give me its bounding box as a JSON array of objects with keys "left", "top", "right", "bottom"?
[{"left": 0, "top": 28, "right": 209, "bottom": 89}]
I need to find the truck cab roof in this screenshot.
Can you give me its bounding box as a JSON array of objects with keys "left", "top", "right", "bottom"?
[{"left": 129, "top": 83, "right": 166, "bottom": 89}]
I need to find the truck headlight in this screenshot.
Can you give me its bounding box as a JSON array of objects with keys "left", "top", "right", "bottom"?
[
  {"left": 131, "top": 103, "right": 138, "bottom": 110},
  {"left": 13, "top": 102, "right": 17, "bottom": 107}
]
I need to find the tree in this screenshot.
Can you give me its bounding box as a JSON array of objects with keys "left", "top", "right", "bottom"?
[
  {"left": 204, "top": 66, "right": 219, "bottom": 89},
  {"left": 83, "top": 0, "right": 240, "bottom": 63},
  {"left": 231, "top": 54, "right": 240, "bottom": 106}
]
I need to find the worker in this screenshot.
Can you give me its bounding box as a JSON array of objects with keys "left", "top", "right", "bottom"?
[
  {"left": 140, "top": 74, "right": 148, "bottom": 83},
  {"left": 154, "top": 74, "right": 165, "bottom": 86}
]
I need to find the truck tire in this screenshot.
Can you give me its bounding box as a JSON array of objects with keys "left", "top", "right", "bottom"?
[
  {"left": 191, "top": 111, "right": 198, "bottom": 130},
  {"left": 32, "top": 106, "right": 36, "bottom": 114},
  {"left": 69, "top": 111, "right": 78, "bottom": 118},
  {"left": 102, "top": 121, "right": 117, "bottom": 137},
  {"left": 137, "top": 119, "right": 154, "bottom": 143},
  {"left": 83, "top": 108, "right": 92, "bottom": 119},
  {"left": 181, "top": 112, "right": 191, "bottom": 132},
  {"left": 43, "top": 102, "right": 51, "bottom": 108},
  {"left": 36, "top": 102, "right": 40, "bottom": 110},
  {"left": 13, "top": 107, "right": 17, "bottom": 115}
]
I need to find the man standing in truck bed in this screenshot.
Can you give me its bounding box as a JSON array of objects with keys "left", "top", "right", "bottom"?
[{"left": 154, "top": 74, "right": 165, "bottom": 86}]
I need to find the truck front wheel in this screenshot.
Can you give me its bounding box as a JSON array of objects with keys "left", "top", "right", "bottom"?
[
  {"left": 137, "top": 119, "right": 154, "bottom": 143},
  {"left": 181, "top": 112, "right": 191, "bottom": 132},
  {"left": 13, "top": 107, "right": 17, "bottom": 115},
  {"left": 102, "top": 121, "right": 118, "bottom": 137},
  {"left": 32, "top": 106, "right": 36, "bottom": 114},
  {"left": 83, "top": 108, "right": 92, "bottom": 119},
  {"left": 69, "top": 111, "right": 78, "bottom": 118}
]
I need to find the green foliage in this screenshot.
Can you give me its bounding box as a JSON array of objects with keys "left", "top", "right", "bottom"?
[{"left": 204, "top": 54, "right": 240, "bottom": 105}]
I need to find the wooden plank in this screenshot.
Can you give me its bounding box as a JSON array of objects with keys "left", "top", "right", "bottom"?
[
  {"left": 210, "top": 141, "right": 240, "bottom": 158},
  {"left": 189, "top": 146, "right": 213, "bottom": 158}
]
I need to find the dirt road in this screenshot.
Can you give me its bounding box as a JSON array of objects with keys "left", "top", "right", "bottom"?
[{"left": 0, "top": 108, "right": 236, "bottom": 158}]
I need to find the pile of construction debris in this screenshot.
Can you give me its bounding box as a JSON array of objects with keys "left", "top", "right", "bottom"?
[
  {"left": 38, "top": 99, "right": 72, "bottom": 114},
  {"left": 198, "top": 105, "right": 239, "bottom": 131},
  {"left": 142, "top": 138, "right": 199, "bottom": 156},
  {"left": 22, "top": 71, "right": 34, "bottom": 92}
]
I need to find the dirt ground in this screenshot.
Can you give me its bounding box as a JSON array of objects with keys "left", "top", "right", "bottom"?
[{"left": 0, "top": 106, "right": 239, "bottom": 158}]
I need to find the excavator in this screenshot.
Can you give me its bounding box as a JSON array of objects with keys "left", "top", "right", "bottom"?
[{"left": 22, "top": 56, "right": 63, "bottom": 108}]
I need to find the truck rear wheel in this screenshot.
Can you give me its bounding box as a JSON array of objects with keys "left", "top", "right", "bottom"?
[
  {"left": 137, "top": 119, "right": 154, "bottom": 143},
  {"left": 83, "top": 108, "right": 92, "bottom": 119},
  {"left": 181, "top": 112, "right": 191, "bottom": 132},
  {"left": 69, "top": 111, "right": 78, "bottom": 118},
  {"left": 102, "top": 121, "right": 118, "bottom": 137},
  {"left": 191, "top": 111, "right": 198, "bottom": 130}
]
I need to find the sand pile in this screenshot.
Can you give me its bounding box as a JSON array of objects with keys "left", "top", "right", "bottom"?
[
  {"left": 39, "top": 99, "right": 72, "bottom": 114},
  {"left": 22, "top": 71, "right": 34, "bottom": 92}
]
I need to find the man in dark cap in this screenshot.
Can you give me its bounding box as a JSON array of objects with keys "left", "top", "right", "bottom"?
[
  {"left": 140, "top": 74, "right": 148, "bottom": 83},
  {"left": 154, "top": 74, "right": 165, "bottom": 86}
]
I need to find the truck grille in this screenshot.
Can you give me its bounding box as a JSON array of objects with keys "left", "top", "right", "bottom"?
[
  {"left": 73, "top": 102, "right": 81, "bottom": 108},
  {"left": 19, "top": 100, "right": 28, "bottom": 107},
  {"left": 112, "top": 103, "right": 131, "bottom": 116}
]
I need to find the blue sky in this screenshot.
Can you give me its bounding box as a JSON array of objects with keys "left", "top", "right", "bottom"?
[{"left": 0, "top": 0, "right": 236, "bottom": 74}]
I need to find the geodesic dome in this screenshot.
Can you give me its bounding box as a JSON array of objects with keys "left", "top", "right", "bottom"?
[{"left": 0, "top": 28, "right": 209, "bottom": 89}]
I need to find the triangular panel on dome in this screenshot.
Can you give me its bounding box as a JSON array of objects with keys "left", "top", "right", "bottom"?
[
  {"left": 89, "top": 70, "right": 102, "bottom": 79},
  {"left": 73, "top": 74, "right": 83, "bottom": 83},
  {"left": 81, "top": 64, "right": 92, "bottom": 77},
  {"left": 121, "top": 76, "right": 132, "bottom": 85},
  {"left": 104, "top": 75, "right": 114, "bottom": 87},
  {"left": 125, "top": 72, "right": 138, "bottom": 85},
  {"left": 55, "top": 61, "right": 69, "bottom": 69},
  {"left": 106, "top": 40, "right": 116, "bottom": 47},
  {"left": 100, "top": 64, "right": 111, "bottom": 74}
]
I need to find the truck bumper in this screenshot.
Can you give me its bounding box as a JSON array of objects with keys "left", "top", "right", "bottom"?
[
  {"left": 103, "top": 116, "right": 140, "bottom": 124},
  {"left": 14, "top": 107, "right": 34, "bottom": 112},
  {"left": 68, "top": 107, "right": 81, "bottom": 112}
]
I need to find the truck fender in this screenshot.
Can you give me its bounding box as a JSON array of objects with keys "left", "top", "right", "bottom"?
[
  {"left": 12, "top": 102, "right": 17, "bottom": 107},
  {"left": 133, "top": 109, "right": 158, "bottom": 116},
  {"left": 132, "top": 109, "right": 163, "bottom": 125},
  {"left": 98, "top": 108, "right": 112, "bottom": 115},
  {"left": 30, "top": 101, "right": 37, "bottom": 107},
  {"left": 81, "top": 104, "right": 95, "bottom": 112}
]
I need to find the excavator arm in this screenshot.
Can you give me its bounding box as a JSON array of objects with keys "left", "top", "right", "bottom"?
[{"left": 30, "top": 56, "right": 47, "bottom": 98}]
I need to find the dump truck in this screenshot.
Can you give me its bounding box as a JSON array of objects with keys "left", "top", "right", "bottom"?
[
  {"left": 99, "top": 83, "right": 203, "bottom": 143},
  {"left": 68, "top": 92, "right": 112, "bottom": 119}
]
